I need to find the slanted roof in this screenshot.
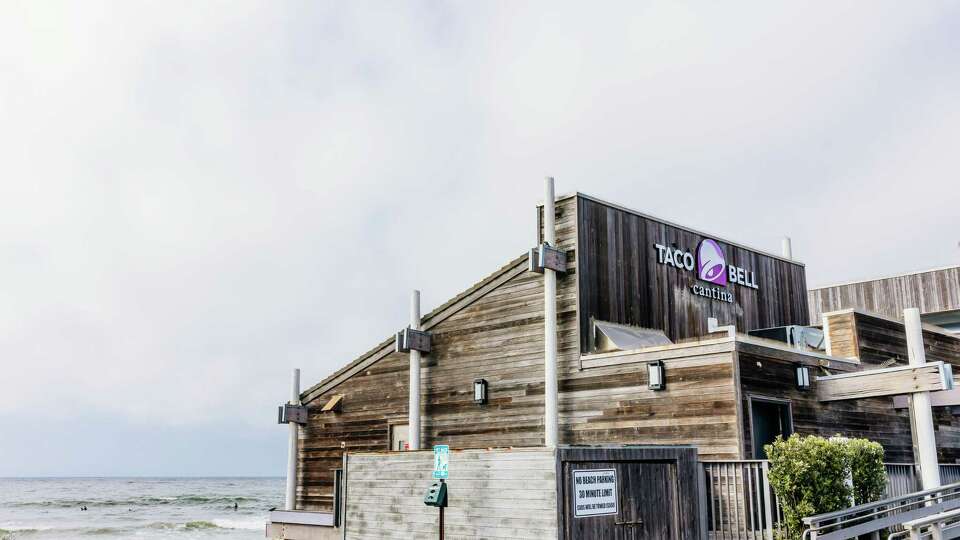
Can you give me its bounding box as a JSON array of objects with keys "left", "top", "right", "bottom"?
[{"left": 301, "top": 253, "right": 530, "bottom": 404}]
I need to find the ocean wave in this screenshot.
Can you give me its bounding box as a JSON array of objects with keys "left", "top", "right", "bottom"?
[
  {"left": 11, "top": 494, "right": 259, "bottom": 509},
  {"left": 0, "top": 518, "right": 264, "bottom": 537}
]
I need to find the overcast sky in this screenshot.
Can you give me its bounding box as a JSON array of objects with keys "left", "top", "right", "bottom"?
[{"left": 1, "top": 2, "right": 958, "bottom": 477}]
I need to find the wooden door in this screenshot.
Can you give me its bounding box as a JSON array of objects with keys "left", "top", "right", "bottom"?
[{"left": 563, "top": 460, "right": 680, "bottom": 539}]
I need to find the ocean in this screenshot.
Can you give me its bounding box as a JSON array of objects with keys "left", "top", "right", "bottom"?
[{"left": 0, "top": 477, "right": 283, "bottom": 539}]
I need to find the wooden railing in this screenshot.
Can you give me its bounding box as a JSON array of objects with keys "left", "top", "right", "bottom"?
[{"left": 702, "top": 460, "right": 782, "bottom": 540}]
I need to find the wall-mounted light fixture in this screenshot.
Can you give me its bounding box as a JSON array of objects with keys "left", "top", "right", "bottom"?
[
  {"left": 796, "top": 365, "right": 811, "bottom": 390},
  {"left": 474, "top": 379, "right": 488, "bottom": 405},
  {"left": 648, "top": 360, "right": 665, "bottom": 391}
]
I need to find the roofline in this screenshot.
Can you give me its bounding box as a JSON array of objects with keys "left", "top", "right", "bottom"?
[
  {"left": 539, "top": 191, "right": 804, "bottom": 266},
  {"left": 821, "top": 307, "right": 960, "bottom": 341},
  {"left": 300, "top": 253, "right": 530, "bottom": 403},
  {"left": 809, "top": 264, "right": 960, "bottom": 291}
]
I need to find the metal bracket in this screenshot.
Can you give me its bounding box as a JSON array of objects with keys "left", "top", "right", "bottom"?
[
  {"left": 278, "top": 403, "right": 308, "bottom": 425},
  {"left": 528, "top": 243, "right": 567, "bottom": 274},
  {"left": 395, "top": 328, "right": 431, "bottom": 353}
]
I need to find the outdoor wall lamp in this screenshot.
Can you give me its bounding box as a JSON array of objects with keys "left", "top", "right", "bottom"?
[
  {"left": 796, "top": 365, "right": 811, "bottom": 390},
  {"left": 648, "top": 360, "right": 665, "bottom": 391},
  {"left": 474, "top": 378, "right": 488, "bottom": 405}
]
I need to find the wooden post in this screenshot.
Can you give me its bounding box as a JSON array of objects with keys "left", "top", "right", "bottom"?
[
  {"left": 285, "top": 368, "right": 300, "bottom": 510},
  {"left": 409, "top": 290, "right": 422, "bottom": 451},
  {"left": 543, "top": 177, "right": 559, "bottom": 448},
  {"left": 905, "top": 308, "right": 941, "bottom": 490}
]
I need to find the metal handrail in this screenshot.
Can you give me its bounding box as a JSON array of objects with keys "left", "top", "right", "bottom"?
[
  {"left": 802, "top": 482, "right": 960, "bottom": 540},
  {"left": 888, "top": 508, "right": 960, "bottom": 540}
]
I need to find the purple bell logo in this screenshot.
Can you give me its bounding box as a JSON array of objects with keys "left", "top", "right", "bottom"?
[{"left": 697, "top": 239, "right": 727, "bottom": 286}]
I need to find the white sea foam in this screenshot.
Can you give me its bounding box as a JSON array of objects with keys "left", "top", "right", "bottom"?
[{"left": 212, "top": 517, "right": 264, "bottom": 530}]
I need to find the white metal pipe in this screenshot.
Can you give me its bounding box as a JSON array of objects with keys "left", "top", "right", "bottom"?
[
  {"left": 285, "top": 368, "right": 300, "bottom": 510},
  {"left": 543, "top": 177, "right": 559, "bottom": 447},
  {"left": 905, "top": 308, "right": 941, "bottom": 489},
  {"left": 408, "top": 290, "right": 422, "bottom": 451},
  {"left": 782, "top": 237, "right": 793, "bottom": 260}
]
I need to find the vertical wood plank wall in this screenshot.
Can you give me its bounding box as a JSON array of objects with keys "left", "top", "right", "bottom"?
[
  {"left": 576, "top": 196, "right": 809, "bottom": 352},
  {"left": 344, "top": 448, "right": 557, "bottom": 539},
  {"left": 808, "top": 266, "right": 960, "bottom": 324}
]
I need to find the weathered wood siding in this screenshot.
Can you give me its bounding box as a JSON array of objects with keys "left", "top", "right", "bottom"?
[
  {"left": 576, "top": 195, "right": 809, "bottom": 351},
  {"left": 299, "top": 196, "right": 743, "bottom": 512},
  {"left": 823, "top": 310, "right": 960, "bottom": 367},
  {"left": 822, "top": 311, "right": 859, "bottom": 360},
  {"left": 738, "top": 334, "right": 960, "bottom": 463},
  {"left": 574, "top": 341, "right": 743, "bottom": 459},
  {"left": 344, "top": 448, "right": 557, "bottom": 539},
  {"left": 298, "top": 196, "right": 579, "bottom": 511},
  {"left": 809, "top": 266, "right": 960, "bottom": 324},
  {"left": 736, "top": 347, "right": 917, "bottom": 462}
]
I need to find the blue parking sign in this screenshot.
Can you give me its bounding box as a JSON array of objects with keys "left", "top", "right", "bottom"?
[{"left": 433, "top": 445, "right": 449, "bottom": 479}]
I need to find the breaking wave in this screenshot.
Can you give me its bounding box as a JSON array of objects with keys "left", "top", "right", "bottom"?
[
  {"left": 0, "top": 518, "right": 262, "bottom": 537},
  {"left": 12, "top": 495, "right": 259, "bottom": 509}
]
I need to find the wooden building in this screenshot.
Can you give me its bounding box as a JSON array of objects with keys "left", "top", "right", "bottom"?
[
  {"left": 809, "top": 265, "right": 960, "bottom": 333},
  {"left": 274, "top": 191, "right": 960, "bottom": 538}
]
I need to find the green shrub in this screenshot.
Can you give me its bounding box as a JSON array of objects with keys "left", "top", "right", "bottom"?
[
  {"left": 765, "top": 434, "right": 886, "bottom": 540},
  {"left": 842, "top": 438, "right": 887, "bottom": 505}
]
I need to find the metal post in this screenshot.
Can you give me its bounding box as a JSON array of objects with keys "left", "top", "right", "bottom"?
[
  {"left": 543, "top": 177, "right": 559, "bottom": 448},
  {"left": 439, "top": 504, "right": 444, "bottom": 540},
  {"left": 409, "top": 290, "right": 422, "bottom": 451},
  {"left": 905, "top": 308, "right": 941, "bottom": 490},
  {"left": 285, "top": 368, "right": 300, "bottom": 510},
  {"left": 781, "top": 237, "right": 793, "bottom": 260}
]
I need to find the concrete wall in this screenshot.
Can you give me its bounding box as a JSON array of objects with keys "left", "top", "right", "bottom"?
[{"left": 344, "top": 447, "right": 557, "bottom": 539}]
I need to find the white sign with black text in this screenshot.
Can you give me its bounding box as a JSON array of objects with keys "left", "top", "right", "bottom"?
[{"left": 573, "top": 469, "right": 618, "bottom": 518}]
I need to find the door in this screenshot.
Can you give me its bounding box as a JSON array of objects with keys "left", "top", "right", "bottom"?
[
  {"left": 750, "top": 398, "right": 793, "bottom": 459},
  {"left": 563, "top": 460, "right": 679, "bottom": 540},
  {"left": 389, "top": 424, "right": 409, "bottom": 451}
]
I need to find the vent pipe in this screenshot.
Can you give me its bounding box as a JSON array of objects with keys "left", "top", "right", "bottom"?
[
  {"left": 408, "top": 290, "right": 422, "bottom": 451},
  {"left": 285, "top": 368, "right": 300, "bottom": 510},
  {"left": 543, "top": 177, "right": 559, "bottom": 447},
  {"left": 782, "top": 237, "right": 793, "bottom": 260},
  {"left": 905, "top": 307, "right": 940, "bottom": 489}
]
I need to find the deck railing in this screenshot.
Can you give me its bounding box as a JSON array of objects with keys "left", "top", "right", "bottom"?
[
  {"left": 702, "top": 460, "right": 783, "bottom": 540},
  {"left": 701, "top": 461, "right": 960, "bottom": 539}
]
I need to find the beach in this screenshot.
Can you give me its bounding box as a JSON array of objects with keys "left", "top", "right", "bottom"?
[{"left": 0, "top": 477, "right": 282, "bottom": 539}]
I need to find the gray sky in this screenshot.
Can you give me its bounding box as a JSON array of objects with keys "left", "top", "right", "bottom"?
[{"left": 1, "top": 2, "right": 957, "bottom": 476}]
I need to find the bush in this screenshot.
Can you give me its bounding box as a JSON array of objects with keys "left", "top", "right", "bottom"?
[
  {"left": 843, "top": 437, "right": 886, "bottom": 504},
  {"left": 765, "top": 434, "right": 886, "bottom": 540}
]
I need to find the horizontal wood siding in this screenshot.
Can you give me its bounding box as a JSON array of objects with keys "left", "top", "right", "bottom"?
[
  {"left": 345, "top": 448, "right": 557, "bottom": 539},
  {"left": 809, "top": 266, "right": 960, "bottom": 323},
  {"left": 566, "top": 344, "right": 742, "bottom": 460},
  {"left": 577, "top": 196, "right": 809, "bottom": 352},
  {"left": 823, "top": 311, "right": 859, "bottom": 360},
  {"left": 738, "top": 343, "right": 960, "bottom": 463},
  {"left": 852, "top": 311, "right": 960, "bottom": 367},
  {"left": 737, "top": 348, "right": 916, "bottom": 462},
  {"left": 298, "top": 196, "right": 579, "bottom": 512}
]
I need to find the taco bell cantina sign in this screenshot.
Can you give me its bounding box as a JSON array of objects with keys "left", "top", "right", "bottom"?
[{"left": 654, "top": 239, "right": 759, "bottom": 303}]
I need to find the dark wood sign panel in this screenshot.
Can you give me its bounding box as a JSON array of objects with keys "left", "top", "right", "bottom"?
[{"left": 577, "top": 196, "right": 809, "bottom": 351}]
